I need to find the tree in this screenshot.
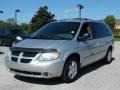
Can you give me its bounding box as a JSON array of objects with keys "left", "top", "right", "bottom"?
[
  {"left": 0, "top": 20, "right": 5, "bottom": 28},
  {"left": 0, "top": 18, "right": 20, "bottom": 29},
  {"left": 6, "top": 18, "right": 16, "bottom": 25},
  {"left": 20, "top": 23, "right": 29, "bottom": 31},
  {"left": 104, "top": 15, "right": 116, "bottom": 30},
  {"left": 30, "top": 6, "right": 55, "bottom": 33},
  {"left": 5, "top": 18, "right": 20, "bottom": 28}
]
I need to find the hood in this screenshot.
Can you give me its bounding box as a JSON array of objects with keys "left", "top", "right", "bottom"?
[{"left": 13, "top": 39, "right": 71, "bottom": 50}]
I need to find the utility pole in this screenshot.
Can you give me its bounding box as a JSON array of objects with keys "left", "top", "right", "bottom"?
[
  {"left": 77, "top": 4, "right": 84, "bottom": 22},
  {"left": 0, "top": 10, "right": 3, "bottom": 19},
  {"left": 0, "top": 10, "right": 4, "bottom": 28},
  {"left": 15, "top": 9, "right": 20, "bottom": 25}
]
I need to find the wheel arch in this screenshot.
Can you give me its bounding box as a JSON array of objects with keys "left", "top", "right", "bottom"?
[
  {"left": 108, "top": 45, "right": 113, "bottom": 51},
  {"left": 61, "top": 52, "right": 81, "bottom": 75}
]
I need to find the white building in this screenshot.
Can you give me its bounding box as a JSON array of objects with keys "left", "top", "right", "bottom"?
[{"left": 115, "top": 24, "right": 120, "bottom": 29}]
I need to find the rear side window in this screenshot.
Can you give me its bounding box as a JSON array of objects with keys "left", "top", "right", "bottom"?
[
  {"left": 8, "top": 29, "right": 25, "bottom": 36},
  {"left": 92, "top": 22, "right": 112, "bottom": 38}
]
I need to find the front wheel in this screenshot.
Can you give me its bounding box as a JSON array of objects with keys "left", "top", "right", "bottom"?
[{"left": 61, "top": 57, "right": 80, "bottom": 83}]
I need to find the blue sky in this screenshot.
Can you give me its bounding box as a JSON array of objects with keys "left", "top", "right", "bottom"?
[{"left": 0, "top": 0, "right": 120, "bottom": 23}]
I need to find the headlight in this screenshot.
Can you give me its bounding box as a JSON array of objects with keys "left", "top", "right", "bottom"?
[
  {"left": 37, "top": 52, "right": 61, "bottom": 61},
  {"left": 16, "top": 36, "right": 23, "bottom": 41}
]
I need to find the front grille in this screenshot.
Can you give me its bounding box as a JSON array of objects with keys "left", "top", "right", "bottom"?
[
  {"left": 23, "top": 52, "right": 38, "bottom": 57},
  {"left": 20, "top": 59, "right": 32, "bottom": 63},
  {"left": 11, "top": 51, "right": 38, "bottom": 63},
  {"left": 11, "top": 57, "right": 18, "bottom": 62},
  {"left": 10, "top": 68, "right": 41, "bottom": 75}
]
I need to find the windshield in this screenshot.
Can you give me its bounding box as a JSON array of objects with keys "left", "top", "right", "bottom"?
[{"left": 31, "top": 22, "right": 80, "bottom": 40}]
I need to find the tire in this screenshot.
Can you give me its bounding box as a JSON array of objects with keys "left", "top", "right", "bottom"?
[
  {"left": 11, "top": 42, "right": 15, "bottom": 46},
  {"left": 61, "top": 57, "right": 80, "bottom": 83},
  {"left": 104, "top": 49, "right": 112, "bottom": 64},
  {"left": 9, "top": 41, "right": 15, "bottom": 47}
]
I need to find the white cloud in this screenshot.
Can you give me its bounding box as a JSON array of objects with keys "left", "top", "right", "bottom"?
[
  {"left": 64, "top": 8, "right": 79, "bottom": 14},
  {"left": 60, "top": 7, "right": 84, "bottom": 19}
]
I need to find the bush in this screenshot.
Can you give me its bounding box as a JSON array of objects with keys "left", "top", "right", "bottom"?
[{"left": 114, "top": 35, "right": 120, "bottom": 41}]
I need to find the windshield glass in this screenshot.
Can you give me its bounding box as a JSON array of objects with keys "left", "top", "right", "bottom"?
[
  {"left": 31, "top": 22, "right": 80, "bottom": 40},
  {"left": 9, "top": 29, "right": 26, "bottom": 36}
]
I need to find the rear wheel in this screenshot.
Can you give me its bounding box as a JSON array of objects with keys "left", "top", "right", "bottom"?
[
  {"left": 104, "top": 49, "right": 112, "bottom": 64},
  {"left": 61, "top": 57, "right": 80, "bottom": 83}
]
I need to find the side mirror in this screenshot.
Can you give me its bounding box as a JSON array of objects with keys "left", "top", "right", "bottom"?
[
  {"left": 16, "top": 36, "right": 23, "bottom": 41},
  {"left": 77, "top": 33, "right": 89, "bottom": 41}
]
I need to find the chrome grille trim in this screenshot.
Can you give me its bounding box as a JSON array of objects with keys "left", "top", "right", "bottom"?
[
  {"left": 11, "top": 55, "right": 34, "bottom": 60},
  {"left": 10, "top": 51, "right": 39, "bottom": 63}
]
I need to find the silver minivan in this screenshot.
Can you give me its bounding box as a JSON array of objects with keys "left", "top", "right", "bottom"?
[{"left": 5, "top": 18, "right": 114, "bottom": 83}]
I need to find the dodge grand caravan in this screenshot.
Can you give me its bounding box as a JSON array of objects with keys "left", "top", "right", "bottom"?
[{"left": 5, "top": 18, "right": 114, "bottom": 83}]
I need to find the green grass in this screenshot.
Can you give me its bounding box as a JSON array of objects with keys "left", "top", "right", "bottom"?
[{"left": 114, "top": 36, "right": 120, "bottom": 41}]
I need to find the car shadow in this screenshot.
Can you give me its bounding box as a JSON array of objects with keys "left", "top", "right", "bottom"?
[
  {"left": 14, "top": 75, "right": 63, "bottom": 85},
  {"left": 14, "top": 57, "right": 115, "bottom": 85},
  {"left": 77, "top": 57, "right": 115, "bottom": 80},
  {"left": 0, "top": 51, "right": 4, "bottom": 54}
]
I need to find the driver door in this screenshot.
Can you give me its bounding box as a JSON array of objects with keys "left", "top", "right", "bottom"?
[{"left": 78, "top": 22, "right": 98, "bottom": 66}]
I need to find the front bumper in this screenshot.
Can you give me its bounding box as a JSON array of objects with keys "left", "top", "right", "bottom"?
[{"left": 5, "top": 56, "right": 65, "bottom": 78}]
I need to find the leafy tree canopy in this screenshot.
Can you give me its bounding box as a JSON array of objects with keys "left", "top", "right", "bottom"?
[
  {"left": 30, "top": 6, "right": 55, "bottom": 33},
  {"left": 0, "top": 6, "right": 55, "bottom": 34},
  {"left": 104, "top": 15, "right": 116, "bottom": 30},
  {"left": 6, "top": 18, "right": 16, "bottom": 25}
]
